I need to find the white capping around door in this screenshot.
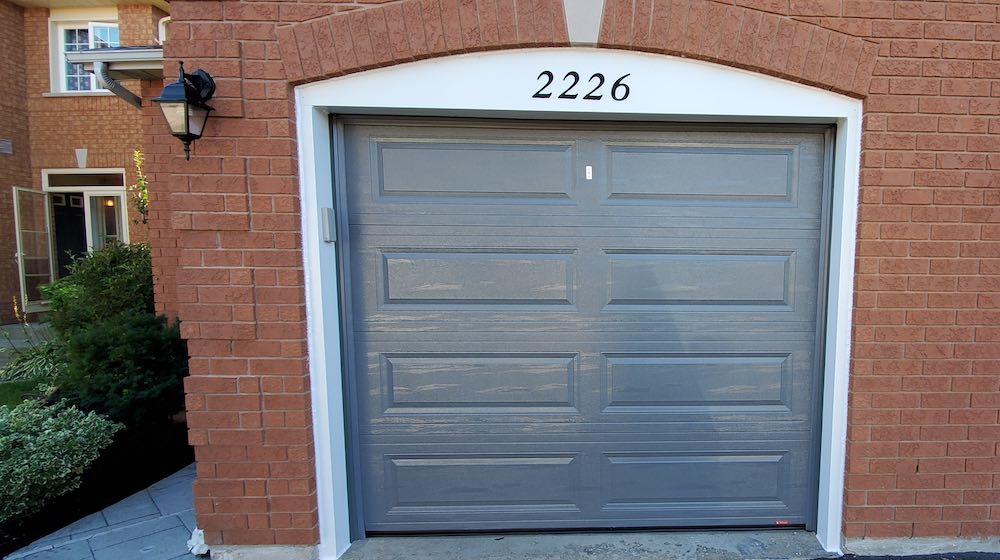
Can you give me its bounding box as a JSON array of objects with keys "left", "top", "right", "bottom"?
[{"left": 295, "top": 48, "right": 862, "bottom": 559}]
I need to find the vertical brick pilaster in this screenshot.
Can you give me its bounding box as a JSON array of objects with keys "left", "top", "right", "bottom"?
[{"left": 0, "top": 0, "right": 31, "bottom": 323}]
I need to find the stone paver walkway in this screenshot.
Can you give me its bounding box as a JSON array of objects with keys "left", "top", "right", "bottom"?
[{"left": 5, "top": 464, "right": 198, "bottom": 560}]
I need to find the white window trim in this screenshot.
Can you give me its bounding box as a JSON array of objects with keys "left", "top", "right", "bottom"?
[
  {"left": 49, "top": 9, "right": 119, "bottom": 94},
  {"left": 294, "top": 48, "right": 861, "bottom": 559},
  {"left": 42, "top": 167, "right": 126, "bottom": 189},
  {"left": 42, "top": 168, "right": 130, "bottom": 250}
]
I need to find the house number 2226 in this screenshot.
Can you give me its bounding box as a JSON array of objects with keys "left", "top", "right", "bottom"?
[{"left": 532, "top": 71, "right": 632, "bottom": 101}]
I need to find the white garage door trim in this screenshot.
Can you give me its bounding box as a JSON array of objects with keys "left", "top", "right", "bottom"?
[{"left": 294, "top": 47, "right": 862, "bottom": 560}]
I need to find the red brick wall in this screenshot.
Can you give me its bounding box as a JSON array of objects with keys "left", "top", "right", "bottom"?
[
  {"left": 119, "top": 4, "right": 168, "bottom": 47},
  {"left": 0, "top": 0, "right": 32, "bottom": 324},
  {"left": 156, "top": 0, "right": 1000, "bottom": 547},
  {"left": 154, "top": 3, "right": 321, "bottom": 544},
  {"left": 142, "top": 80, "right": 177, "bottom": 320}
]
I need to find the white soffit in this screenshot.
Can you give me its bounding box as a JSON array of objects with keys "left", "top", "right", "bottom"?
[{"left": 15, "top": 0, "right": 168, "bottom": 12}]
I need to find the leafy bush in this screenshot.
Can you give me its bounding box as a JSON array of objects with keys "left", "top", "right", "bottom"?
[
  {"left": 55, "top": 311, "right": 187, "bottom": 427},
  {"left": 0, "top": 401, "right": 122, "bottom": 524},
  {"left": 0, "top": 342, "right": 66, "bottom": 383},
  {"left": 39, "top": 243, "right": 153, "bottom": 338},
  {"left": 0, "top": 380, "right": 39, "bottom": 408}
]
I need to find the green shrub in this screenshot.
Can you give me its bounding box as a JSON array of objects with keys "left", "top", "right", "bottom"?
[
  {"left": 55, "top": 311, "right": 187, "bottom": 427},
  {"left": 0, "top": 380, "right": 39, "bottom": 407},
  {"left": 0, "top": 341, "right": 67, "bottom": 383},
  {"left": 39, "top": 243, "right": 153, "bottom": 338},
  {"left": 0, "top": 401, "right": 122, "bottom": 524}
]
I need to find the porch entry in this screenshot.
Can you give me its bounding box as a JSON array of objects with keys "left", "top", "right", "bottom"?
[{"left": 13, "top": 169, "right": 128, "bottom": 310}]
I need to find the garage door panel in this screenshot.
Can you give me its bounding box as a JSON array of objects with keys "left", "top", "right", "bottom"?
[
  {"left": 345, "top": 120, "right": 828, "bottom": 532},
  {"left": 348, "top": 125, "right": 826, "bottom": 220},
  {"left": 372, "top": 138, "right": 577, "bottom": 203},
  {"left": 605, "top": 143, "right": 797, "bottom": 203},
  {"left": 604, "top": 250, "right": 793, "bottom": 308},
  {"left": 362, "top": 441, "right": 811, "bottom": 531},
  {"left": 352, "top": 237, "right": 819, "bottom": 320},
  {"left": 600, "top": 451, "right": 790, "bottom": 510},
  {"left": 601, "top": 352, "right": 792, "bottom": 413},
  {"left": 349, "top": 213, "right": 823, "bottom": 229},
  {"left": 381, "top": 249, "right": 576, "bottom": 307},
  {"left": 357, "top": 346, "right": 816, "bottom": 429},
  {"left": 381, "top": 352, "right": 579, "bottom": 415},
  {"left": 377, "top": 452, "right": 585, "bottom": 514},
  {"left": 596, "top": 129, "right": 826, "bottom": 215}
]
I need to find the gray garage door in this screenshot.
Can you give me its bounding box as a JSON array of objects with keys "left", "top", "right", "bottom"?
[{"left": 342, "top": 119, "right": 829, "bottom": 533}]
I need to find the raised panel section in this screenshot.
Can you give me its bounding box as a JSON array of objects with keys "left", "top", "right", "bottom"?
[
  {"left": 606, "top": 251, "right": 791, "bottom": 307},
  {"left": 606, "top": 143, "right": 796, "bottom": 203},
  {"left": 375, "top": 139, "right": 574, "bottom": 201},
  {"left": 385, "top": 454, "right": 582, "bottom": 513},
  {"left": 383, "top": 250, "right": 574, "bottom": 306},
  {"left": 601, "top": 452, "right": 788, "bottom": 510},
  {"left": 603, "top": 353, "right": 791, "bottom": 412},
  {"left": 383, "top": 353, "right": 577, "bottom": 413}
]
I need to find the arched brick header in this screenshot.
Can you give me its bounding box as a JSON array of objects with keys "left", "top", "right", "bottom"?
[
  {"left": 276, "top": 0, "right": 570, "bottom": 85},
  {"left": 275, "top": 0, "right": 877, "bottom": 98},
  {"left": 599, "top": 0, "right": 878, "bottom": 98}
]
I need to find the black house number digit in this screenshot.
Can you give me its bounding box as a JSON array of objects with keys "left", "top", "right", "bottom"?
[
  {"left": 533, "top": 71, "right": 630, "bottom": 101},
  {"left": 532, "top": 71, "right": 554, "bottom": 98}
]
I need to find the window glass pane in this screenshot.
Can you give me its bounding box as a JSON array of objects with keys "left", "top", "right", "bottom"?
[
  {"left": 47, "top": 172, "right": 125, "bottom": 187},
  {"left": 63, "top": 28, "right": 91, "bottom": 91},
  {"left": 64, "top": 28, "right": 88, "bottom": 50},
  {"left": 91, "top": 25, "right": 119, "bottom": 48},
  {"left": 89, "top": 196, "right": 122, "bottom": 249}
]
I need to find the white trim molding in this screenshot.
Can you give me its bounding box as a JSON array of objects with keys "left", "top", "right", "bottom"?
[
  {"left": 41, "top": 167, "right": 130, "bottom": 250},
  {"left": 295, "top": 48, "right": 862, "bottom": 559}
]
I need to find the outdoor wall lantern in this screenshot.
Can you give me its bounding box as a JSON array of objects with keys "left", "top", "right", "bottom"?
[{"left": 153, "top": 62, "right": 216, "bottom": 160}]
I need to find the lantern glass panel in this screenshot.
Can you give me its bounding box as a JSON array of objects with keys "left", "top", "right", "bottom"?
[
  {"left": 158, "top": 101, "right": 189, "bottom": 136},
  {"left": 188, "top": 105, "right": 211, "bottom": 137}
]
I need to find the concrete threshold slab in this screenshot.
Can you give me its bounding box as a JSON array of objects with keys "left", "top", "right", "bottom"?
[
  {"left": 340, "top": 530, "right": 834, "bottom": 560},
  {"left": 845, "top": 537, "right": 1000, "bottom": 557}
]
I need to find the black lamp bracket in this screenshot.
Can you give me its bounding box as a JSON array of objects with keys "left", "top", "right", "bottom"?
[
  {"left": 184, "top": 67, "right": 216, "bottom": 105},
  {"left": 175, "top": 61, "right": 216, "bottom": 105}
]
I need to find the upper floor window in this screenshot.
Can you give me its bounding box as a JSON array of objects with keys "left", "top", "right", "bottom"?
[{"left": 54, "top": 21, "right": 119, "bottom": 92}]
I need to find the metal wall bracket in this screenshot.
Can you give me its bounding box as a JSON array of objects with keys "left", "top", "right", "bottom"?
[{"left": 321, "top": 207, "right": 337, "bottom": 243}]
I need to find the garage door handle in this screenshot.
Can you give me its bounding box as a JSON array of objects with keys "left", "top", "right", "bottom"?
[{"left": 321, "top": 207, "right": 337, "bottom": 243}]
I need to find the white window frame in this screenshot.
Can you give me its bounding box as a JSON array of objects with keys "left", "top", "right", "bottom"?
[
  {"left": 48, "top": 7, "right": 119, "bottom": 94},
  {"left": 88, "top": 21, "right": 120, "bottom": 49},
  {"left": 42, "top": 168, "right": 129, "bottom": 251}
]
